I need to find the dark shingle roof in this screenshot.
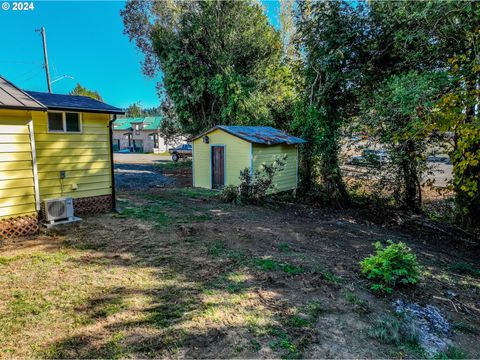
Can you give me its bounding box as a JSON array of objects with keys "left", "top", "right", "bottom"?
[
  {"left": 0, "top": 76, "right": 46, "bottom": 110},
  {"left": 194, "top": 125, "right": 306, "bottom": 145},
  {"left": 26, "top": 91, "right": 124, "bottom": 114}
]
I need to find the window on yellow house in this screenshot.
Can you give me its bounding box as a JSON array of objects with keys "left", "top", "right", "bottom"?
[
  {"left": 66, "top": 113, "right": 81, "bottom": 132},
  {"left": 48, "top": 112, "right": 81, "bottom": 133},
  {"left": 47, "top": 112, "right": 63, "bottom": 131}
]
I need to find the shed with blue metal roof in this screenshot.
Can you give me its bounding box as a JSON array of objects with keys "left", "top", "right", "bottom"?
[{"left": 192, "top": 125, "right": 305, "bottom": 191}]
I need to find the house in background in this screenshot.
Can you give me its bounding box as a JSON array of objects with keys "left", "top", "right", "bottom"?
[
  {"left": 112, "top": 117, "right": 184, "bottom": 153},
  {"left": 0, "top": 76, "right": 124, "bottom": 239},
  {"left": 192, "top": 126, "right": 306, "bottom": 191}
]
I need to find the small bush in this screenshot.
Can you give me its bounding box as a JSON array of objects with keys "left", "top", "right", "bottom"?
[
  {"left": 238, "top": 155, "right": 288, "bottom": 204},
  {"left": 433, "top": 346, "right": 469, "bottom": 360},
  {"left": 368, "top": 314, "right": 420, "bottom": 347},
  {"left": 219, "top": 156, "right": 287, "bottom": 204},
  {"left": 360, "top": 240, "right": 421, "bottom": 294},
  {"left": 449, "top": 261, "right": 480, "bottom": 277},
  {"left": 220, "top": 184, "right": 239, "bottom": 203}
]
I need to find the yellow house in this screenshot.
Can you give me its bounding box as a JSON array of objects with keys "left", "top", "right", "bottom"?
[
  {"left": 0, "top": 76, "right": 124, "bottom": 239},
  {"left": 192, "top": 125, "right": 305, "bottom": 191}
]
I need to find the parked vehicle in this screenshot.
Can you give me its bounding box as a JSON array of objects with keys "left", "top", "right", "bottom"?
[
  {"left": 426, "top": 155, "right": 452, "bottom": 164},
  {"left": 349, "top": 149, "right": 390, "bottom": 166},
  {"left": 117, "top": 148, "right": 132, "bottom": 153},
  {"left": 169, "top": 143, "right": 192, "bottom": 161}
]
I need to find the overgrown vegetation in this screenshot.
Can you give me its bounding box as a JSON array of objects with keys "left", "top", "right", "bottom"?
[
  {"left": 220, "top": 155, "right": 287, "bottom": 204},
  {"left": 434, "top": 346, "right": 470, "bottom": 360},
  {"left": 122, "top": 0, "right": 480, "bottom": 228},
  {"left": 449, "top": 262, "right": 480, "bottom": 277},
  {"left": 360, "top": 240, "right": 421, "bottom": 294},
  {"left": 368, "top": 314, "right": 420, "bottom": 348},
  {"left": 435, "top": 33, "right": 480, "bottom": 226},
  {"left": 294, "top": 1, "right": 366, "bottom": 205},
  {"left": 361, "top": 71, "right": 450, "bottom": 211}
]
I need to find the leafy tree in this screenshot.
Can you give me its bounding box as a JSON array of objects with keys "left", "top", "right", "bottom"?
[
  {"left": 142, "top": 106, "right": 162, "bottom": 116},
  {"left": 435, "top": 32, "right": 480, "bottom": 226},
  {"left": 126, "top": 103, "right": 144, "bottom": 118},
  {"left": 291, "top": 104, "right": 321, "bottom": 193},
  {"left": 362, "top": 71, "right": 450, "bottom": 211},
  {"left": 295, "top": 1, "right": 367, "bottom": 204},
  {"left": 69, "top": 83, "right": 102, "bottom": 101},
  {"left": 121, "top": 0, "right": 295, "bottom": 135},
  {"left": 158, "top": 96, "right": 183, "bottom": 149},
  {"left": 365, "top": 1, "right": 479, "bottom": 217},
  {"left": 279, "top": 0, "right": 297, "bottom": 63}
]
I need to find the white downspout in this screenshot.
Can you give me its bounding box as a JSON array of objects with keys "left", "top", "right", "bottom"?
[{"left": 28, "top": 119, "right": 41, "bottom": 211}]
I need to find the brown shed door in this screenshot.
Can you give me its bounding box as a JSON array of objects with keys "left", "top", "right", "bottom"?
[{"left": 211, "top": 146, "right": 225, "bottom": 189}]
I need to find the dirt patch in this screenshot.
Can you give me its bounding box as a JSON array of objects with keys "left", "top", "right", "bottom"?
[
  {"left": 114, "top": 157, "right": 192, "bottom": 191},
  {"left": 1, "top": 185, "right": 479, "bottom": 359}
]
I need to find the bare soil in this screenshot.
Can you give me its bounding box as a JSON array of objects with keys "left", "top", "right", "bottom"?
[{"left": 0, "top": 165, "right": 479, "bottom": 359}]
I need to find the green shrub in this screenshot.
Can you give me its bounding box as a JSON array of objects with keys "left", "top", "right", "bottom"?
[
  {"left": 368, "top": 314, "right": 420, "bottom": 347},
  {"left": 219, "top": 156, "right": 287, "bottom": 205},
  {"left": 220, "top": 184, "right": 239, "bottom": 203},
  {"left": 449, "top": 261, "right": 480, "bottom": 277},
  {"left": 238, "top": 155, "right": 287, "bottom": 204},
  {"left": 360, "top": 240, "right": 421, "bottom": 294},
  {"left": 433, "top": 346, "right": 469, "bottom": 360}
]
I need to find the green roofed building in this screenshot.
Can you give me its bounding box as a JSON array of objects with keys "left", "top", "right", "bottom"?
[{"left": 112, "top": 116, "right": 182, "bottom": 153}]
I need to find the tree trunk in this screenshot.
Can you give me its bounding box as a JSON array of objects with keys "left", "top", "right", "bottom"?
[
  {"left": 320, "top": 109, "right": 349, "bottom": 207},
  {"left": 301, "top": 152, "right": 313, "bottom": 192},
  {"left": 401, "top": 140, "right": 421, "bottom": 213}
]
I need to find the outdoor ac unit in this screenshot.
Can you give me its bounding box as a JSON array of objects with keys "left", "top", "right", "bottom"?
[{"left": 44, "top": 197, "right": 78, "bottom": 225}]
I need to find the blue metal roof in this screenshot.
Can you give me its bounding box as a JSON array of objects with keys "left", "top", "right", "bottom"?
[
  {"left": 209, "top": 125, "right": 306, "bottom": 145},
  {"left": 26, "top": 91, "right": 124, "bottom": 114}
]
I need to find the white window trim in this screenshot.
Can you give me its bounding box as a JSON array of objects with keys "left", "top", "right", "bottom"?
[{"left": 47, "top": 111, "right": 83, "bottom": 133}]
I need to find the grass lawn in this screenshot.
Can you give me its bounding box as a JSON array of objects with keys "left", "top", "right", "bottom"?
[
  {"left": 1, "top": 187, "right": 479, "bottom": 359},
  {"left": 156, "top": 159, "right": 192, "bottom": 171}
]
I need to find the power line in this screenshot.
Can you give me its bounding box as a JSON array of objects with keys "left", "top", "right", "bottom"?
[
  {"left": 0, "top": 60, "right": 43, "bottom": 65},
  {"left": 21, "top": 71, "right": 43, "bottom": 85}
]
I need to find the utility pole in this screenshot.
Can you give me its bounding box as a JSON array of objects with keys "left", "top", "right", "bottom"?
[{"left": 38, "top": 27, "right": 52, "bottom": 93}]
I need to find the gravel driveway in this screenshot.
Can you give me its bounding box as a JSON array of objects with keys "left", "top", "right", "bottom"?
[{"left": 114, "top": 153, "right": 175, "bottom": 190}]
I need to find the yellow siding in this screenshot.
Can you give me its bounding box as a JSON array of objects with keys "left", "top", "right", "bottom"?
[
  {"left": 252, "top": 144, "right": 298, "bottom": 192},
  {"left": 193, "top": 129, "right": 251, "bottom": 189},
  {"left": 32, "top": 112, "right": 112, "bottom": 201},
  {"left": 0, "top": 110, "right": 37, "bottom": 219}
]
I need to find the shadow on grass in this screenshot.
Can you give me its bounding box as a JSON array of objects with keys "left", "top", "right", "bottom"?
[{"left": 32, "top": 213, "right": 336, "bottom": 360}]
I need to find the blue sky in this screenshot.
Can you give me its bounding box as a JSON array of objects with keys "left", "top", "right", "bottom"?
[{"left": 0, "top": 1, "right": 280, "bottom": 109}]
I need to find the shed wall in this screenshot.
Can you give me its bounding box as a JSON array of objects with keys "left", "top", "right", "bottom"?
[
  {"left": 193, "top": 129, "right": 250, "bottom": 189},
  {"left": 252, "top": 144, "right": 298, "bottom": 192}
]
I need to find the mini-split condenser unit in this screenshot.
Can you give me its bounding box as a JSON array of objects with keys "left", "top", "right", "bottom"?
[{"left": 43, "top": 197, "right": 81, "bottom": 226}]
